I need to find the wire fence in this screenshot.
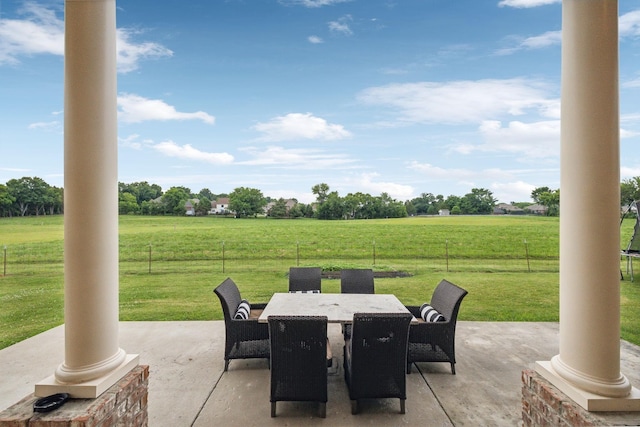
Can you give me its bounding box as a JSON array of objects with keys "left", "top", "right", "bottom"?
[{"left": 1, "top": 239, "right": 561, "bottom": 277}]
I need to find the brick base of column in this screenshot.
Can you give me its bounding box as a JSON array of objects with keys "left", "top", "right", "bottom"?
[
  {"left": 0, "top": 365, "right": 148, "bottom": 427},
  {"left": 522, "top": 369, "right": 603, "bottom": 426}
]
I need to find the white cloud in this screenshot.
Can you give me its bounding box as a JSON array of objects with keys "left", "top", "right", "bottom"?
[
  {"left": 238, "top": 145, "right": 354, "bottom": 169},
  {"left": 118, "top": 93, "right": 215, "bottom": 124},
  {"left": 28, "top": 120, "right": 61, "bottom": 132},
  {"left": 358, "top": 79, "right": 556, "bottom": 125},
  {"left": 498, "top": 0, "right": 560, "bottom": 8},
  {"left": 453, "top": 117, "right": 633, "bottom": 161},
  {"left": 620, "top": 10, "right": 640, "bottom": 38},
  {"left": 495, "top": 30, "right": 561, "bottom": 55},
  {"left": 497, "top": 9, "right": 640, "bottom": 56},
  {"left": 153, "top": 141, "right": 234, "bottom": 165},
  {"left": 0, "top": 167, "right": 31, "bottom": 173},
  {"left": 116, "top": 28, "right": 173, "bottom": 73},
  {"left": 0, "top": 2, "right": 64, "bottom": 64},
  {"left": 623, "top": 77, "right": 640, "bottom": 89},
  {"left": 622, "top": 113, "right": 640, "bottom": 125},
  {"left": 477, "top": 118, "right": 635, "bottom": 158},
  {"left": 0, "top": 3, "right": 172, "bottom": 72},
  {"left": 622, "top": 166, "right": 640, "bottom": 179},
  {"left": 119, "top": 133, "right": 154, "bottom": 150},
  {"left": 470, "top": 119, "right": 560, "bottom": 159},
  {"left": 308, "top": 35, "right": 324, "bottom": 44},
  {"left": 349, "top": 173, "right": 414, "bottom": 200},
  {"left": 328, "top": 15, "right": 353, "bottom": 36},
  {"left": 279, "top": 0, "right": 353, "bottom": 8},
  {"left": 253, "top": 113, "right": 351, "bottom": 141},
  {"left": 408, "top": 161, "right": 514, "bottom": 182},
  {"left": 540, "top": 99, "right": 561, "bottom": 120},
  {"left": 491, "top": 181, "right": 536, "bottom": 203}
]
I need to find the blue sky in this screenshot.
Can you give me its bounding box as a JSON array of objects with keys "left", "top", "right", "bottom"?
[{"left": 1, "top": 0, "right": 640, "bottom": 204}]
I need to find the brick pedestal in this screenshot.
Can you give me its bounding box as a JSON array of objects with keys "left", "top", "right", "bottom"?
[
  {"left": 522, "top": 369, "right": 603, "bottom": 426},
  {"left": 0, "top": 365, "right": 148, "bottom": 427}
]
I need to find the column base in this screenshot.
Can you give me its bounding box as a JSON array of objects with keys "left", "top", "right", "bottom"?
[
  {"left": 1, "top": 365, "right": 148, "bottom": 427},
  {"left": 536, "top": 361, "right": 640, "bottom": 411},
  {"left": 35, "top": 354, "right": 139, "bottom": 399}
]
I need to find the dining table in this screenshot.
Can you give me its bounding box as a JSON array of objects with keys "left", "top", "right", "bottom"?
[{"left": 257, "top": 292, "right": 418, "bottom": 324}]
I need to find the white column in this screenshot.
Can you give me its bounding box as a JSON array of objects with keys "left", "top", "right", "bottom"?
[
  {"left": 35, "top": 0, "right": 138, "bottom": 398},
  {"left": 536, "top": 0, "right": 640, "bottom": 411}
]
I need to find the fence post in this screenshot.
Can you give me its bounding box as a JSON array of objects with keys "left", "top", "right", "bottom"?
[
  {"left": 3, "top": 245, "right": 6, "bottom": 277},
  {"left": 372, "top": 240, "right": 376, "bottom": 266},
  {"left": 524, "top": 239, "right": 531, "bottom": 273},
  {"left": 222, "top": 241, "right": 225, "bottom": 273},
  {"left": 445, "top": 240, "right": 449, "bottom": 273},
  {"left": 148, "top": 243, "right": 152, "bottom": 274}
]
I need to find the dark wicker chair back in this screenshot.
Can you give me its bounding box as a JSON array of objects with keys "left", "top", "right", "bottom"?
[
  {"left": 340, "top": 269, "right": 374, "bottom": 294},
  {"left": 344, "top": 312, "right": 412, "bottom": 414},
  {"left": 215, "top": 277, "right": 242, "bottom": 321},
  {"left": 430, "top": 279, "right": 467, "bottom": 323},
  {"left": 268, "top": 315, "right": 328, "bottom": 418},
  {"left": 405, "top": 279, "right": 468, "bottom": 374},
  {"left": 213, "top": 277, "right": 270, "bottom": 371},
  {"left": 339, "top": 268, "right": 375, "bottom": 339},
  {"left": 288, "top": 267, "right": 322, "bottom": 292}
]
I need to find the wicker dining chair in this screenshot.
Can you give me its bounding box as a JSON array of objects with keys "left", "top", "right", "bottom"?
[
  {"left": 343, "top": 312, "right": 412, "bottom": 415},
  {"left": 268, "top": 315, "right": 328, "bottom": 418},
  {"left": 288, "top": 266, "right": 333, "bottom": 366},
  {"left": 288, "top": 267, "right": 322, "bottom": 292},
  {"left": 213, "top": 277, "right": 270, "bottom": 371},
  {"left": 340, "top": 268, "right": 375, "bottom": 294},
  {"left": 340, "top": 268, "right": 375, "bottom": 339},
  {"left": 405, "top": 279, "right": 468, "bottom": 374}
]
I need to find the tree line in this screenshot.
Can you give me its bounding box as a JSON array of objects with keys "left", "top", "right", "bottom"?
[
  {"left": 0, "top": 177, "right": 63, "bottom": 217},
  {"left": 1, "top": 176, "right": 563, "bottom": 219}
]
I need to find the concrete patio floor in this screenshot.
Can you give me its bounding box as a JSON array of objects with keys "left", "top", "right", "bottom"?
[{"left": 2, "top": 321, "right": 640, "bottom": 426}]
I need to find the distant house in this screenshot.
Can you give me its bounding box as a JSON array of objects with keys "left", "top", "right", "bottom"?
[
  {"left": 184, "top": 199, "right": 199, "bottom": 216},
  {"left": 494, "top": 203, "right": 525, "bottom": 215},
  {"left": 525, "top": 204, "right": 548, "bottom": 215},
  {"left": 210, "top": 197, "right": 231, "bottom": 215},
  {"left": 438, "top": 209, "right": 450, "bottom": 216},
  {"left": 264, "top": 199, "right": 297, "bottom": 215}
]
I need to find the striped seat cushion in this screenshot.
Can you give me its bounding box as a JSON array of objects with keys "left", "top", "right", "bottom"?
[{"left": 289, "top": 290, "right": 320, "bottom": 293}]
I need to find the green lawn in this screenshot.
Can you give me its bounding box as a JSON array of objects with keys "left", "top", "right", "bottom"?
[{"left": 1, "top": 214, "right": 638, "bottom": 349}]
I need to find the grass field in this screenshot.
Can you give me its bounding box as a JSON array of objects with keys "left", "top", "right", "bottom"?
[{"left": 1, "top": 214, "right": 638, "bottom": 350}]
